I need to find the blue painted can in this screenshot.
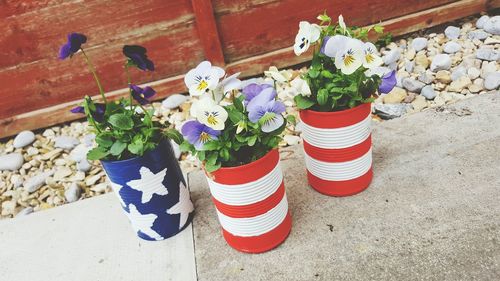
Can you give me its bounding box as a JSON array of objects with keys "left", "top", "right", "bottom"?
[{"left": 101, "top": 138, "right": 194, "bottom": 241}]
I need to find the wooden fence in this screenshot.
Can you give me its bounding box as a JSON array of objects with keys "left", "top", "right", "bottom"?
[{"left": 0, "top": 0, "right": 498, "bottom": 137}]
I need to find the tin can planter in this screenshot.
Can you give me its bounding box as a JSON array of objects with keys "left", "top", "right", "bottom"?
[
  {"left": 299, "top": 102, "right": 373, "bottom": 196},
  {"left": 205, "top": 149, "right": 292, "bottom": 253},
  {"left": 101, "top": 138, "right": 194, "bottom": 241}
]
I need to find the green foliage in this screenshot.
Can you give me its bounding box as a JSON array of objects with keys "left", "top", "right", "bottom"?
[
  {"left": 294, "top": 12, "right": 392, "bottom": 112},
  {"left": 179, "top": 100, "right": 288, "bottom": 172},
  {"left": 82, "top": 96, "right": 173, "bottom": 161}
]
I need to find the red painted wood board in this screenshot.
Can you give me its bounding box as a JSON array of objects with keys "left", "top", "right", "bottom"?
[{"left": 0, "top": 0, "right": 498, "bottom": 138}]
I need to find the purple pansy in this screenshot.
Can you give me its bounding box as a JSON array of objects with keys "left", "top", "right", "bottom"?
[
  {"left": 70, "top": 103, "right": 106, "bottom": 123},
  {"left": 181, "top": 120, "right": 221, "bottom": 150},
  {"left": 59, "top": 33, "right": 87, "bottom": 60},
  {"left": 130, "top": 84, "right": 156, "bottom": 105},
  {"left": 123, "top": 45, "right": 154, "bottom": 71},
  {"left": 378, "top": 70, "right": 397, "bottom": 94},
  {"left": 246, "top": 87, "right": 285, "bottom": 133},
  {"left": 242, "top": 83, "right": 273, "bottom": 102}
]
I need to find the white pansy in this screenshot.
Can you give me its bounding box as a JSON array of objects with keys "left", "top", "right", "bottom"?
[
  {"left": 338, "top": 14, "right": 348, "bottom": 35},
  {"left": 195, "top": 98, "right": 228, "bottom": 130},
  {"left": 213, "top": 72, "right": 241, "bottom": 102},
  {"left": 184, "top": 61, "right": 225, "bottom": 97},
  {"left": 293, "top": 21, "right": 321, "bottom": 56},
  {"left": 334, "top": 39, "right": 364, "bottom": 75},
  {"left": 190, "top": 95, "right": 213, "bottom": 118},
  {"left": 290, "top": 76, "right": 312, "bottom": 97},
  {"left": 362, "top": 42, "right": 383, "bottom": 68},
  {"left": 322, "top": 35, "right": 350, "bottom": 58},
  {"left": 264, "top": 66, "right": 288, "bottom": 83}
]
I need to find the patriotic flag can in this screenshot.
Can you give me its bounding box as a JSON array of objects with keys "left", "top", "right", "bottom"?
[
  {"left": 101, "top": 138, "right": 194, "bottom": 241},
  {"left": 299, "top": 103, "right": 373, "bottom": 196},
  {"left": 205, "top": 149, "right": 292, "bottom": 253}
]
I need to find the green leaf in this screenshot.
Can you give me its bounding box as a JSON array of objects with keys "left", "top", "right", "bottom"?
[
  {"left": 203, "top": 141, "right": 219, "bottom": 150},
  {"left": 206, "top": 152, "right": 218, "bottom": 165},
  {"left": 128, "top": 142, "right": 144, "bottom": 155},
  {"left": 228, "top": 110, "right": 245, "bottom": 124},
  {"left": 95, "top": 134, "right": 113, "bottom": 148},
  {"left": 294, "top": 95, "right": 315, "bottom": 109},
  {"left": 179, "top": 141, "right": 193, "bottom": 152},
  {"left": 286, "top": 115, "right": 297, "bottom": 125},
  {"left": 321, "top": 70, "right": 334, "bottom": 79},
  {"left": 220, "top": 148, "right": 230, "bottom": 161},
  {"left": 233, "top": 96, "right": 244, "bottom": 112},
  {"left": 308, "top": 68, "right": 320, "bottom": 79},
  {"left": 247, "top": 135, "right": 257, "bottom": 146},
  {"left": 110, "top": 141, "right": 127, "bottom": 156},
  {"left": 164, "top": 128, "right": 184, "bottom": 144},
  {"left": 87, "top": 147, "right": 110, "bottom": 160},
  {"left": 374, "top": 25, "right": 384, "bottom": 34},
  {"left": 204, "top": 161, "right": 221, "bottom": 173},
  {"left": 109, "top": 113, "right": 133, "bottom": 130},
  {"left": 317, "top": 89, "right": 329, "bottom": 106}
]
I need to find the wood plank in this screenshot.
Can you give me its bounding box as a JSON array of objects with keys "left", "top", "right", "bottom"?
[
  {"left": 214, "top": 0, "right": 457, "bottom": 62},
  {"left": 0, "top": 0, "right": 495, "bottom": 138},
  {"left": 0, "top": 0, "right": 205, "bottom": 119},
  {"left": 191, "top": 0, "right": 226, "bottom": 65}
]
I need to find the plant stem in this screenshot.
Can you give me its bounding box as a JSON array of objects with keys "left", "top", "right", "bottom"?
[
  {"left": 124, "top": 63, "right": 134, "bottom": 107},
  {"left": 81, "top": 48, "right": 107, "bottom": 103}
]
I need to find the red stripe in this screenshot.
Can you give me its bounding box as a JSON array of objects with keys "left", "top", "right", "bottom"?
[
  {"left": 299, "top": 103, "right": 371, "bottom": 129},
  {"left": 307, "top": 168, "right": 373, "bottom": 197},
  {"left": 303, "top": 135, "right": 372, "bottom": 162},
  {"left": 212, "top": 181, "right": 285, "bottom": 218},
  {"left": 221, "top": 212, "right": 292, "bottom": 253},
  {"left": 208, "top": 149, "right": 279, "bottom": 185}
]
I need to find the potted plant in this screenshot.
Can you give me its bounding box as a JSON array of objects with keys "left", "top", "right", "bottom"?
[
  {"left": 178, "top": 61, "right": 292, "bottom": 253},
  {"left": 59, "top": 33, "right": 194, "bottom": 240},
  {"left": 291, "top": 13, "right": 396, "bottom": 196}
]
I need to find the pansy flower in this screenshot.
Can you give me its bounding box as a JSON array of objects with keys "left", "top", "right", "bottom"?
[
  {"left": 130, "top": 84, "right": 156, "bottom": 105},
  {"left": 71, "top": 103, "right": 106, "bottom": 123},
  {"left": 242, "top": 83, "right": 273, "bottom": 103},
  {"left": 334, "top": 39, "right": 364, "bottom": 75},
  {"left": 246, "top": 87, "right": 285, "bottom": 133},
  {"left": 123, "top": 45, "right": 154, "bottom": 71},
  {"left": 59, "top": 33, "right": 87, "bottom": 60},
  {"left": 191, "top": 98, "right": 228, "bottom": 130},
  {"left": 321, "top": 35, "right": 350, "bottom": 58},
  {"left": 378, "top": 70, "right": 397, "bottom": 94},
  {"left": 362, "top": 42, "right": 383, "bottom": 69},
  {"left": 184, "top": 61, "right": 225, "bottom": 97},
  {"left": 181, "top": 120, "right": 221, "bottom": 150},
  {"left": 294, "top": 21, "right": 321, "bottom": 56},
  {"left": 213, "top": 72, "right": 242, "bottom": 102}
]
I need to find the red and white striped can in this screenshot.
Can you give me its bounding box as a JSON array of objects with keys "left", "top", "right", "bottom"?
[
  {"left": 205, "top": 149, "right": 292, "bottom": 253},
  {"left": 299, "top": 103, "right": 373, "bottom": 196}
]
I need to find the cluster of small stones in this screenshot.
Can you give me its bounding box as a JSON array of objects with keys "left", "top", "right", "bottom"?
[
  {"left": 373, "top": 14, "right": 499, "bottom": 119},
  {"left": 0, "top": 15, "right": 498, "bottom": 219}
]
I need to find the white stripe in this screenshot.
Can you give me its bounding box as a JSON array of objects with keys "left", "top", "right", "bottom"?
[
  {"left": 305, "top": 149, "right": 372, "bottom": 181},
  {"left": 206, "top": 163, "right": 283, "bottom": 206},
  {"left": 301, "top": 115, "right": 371, "bottom": 149},
  {"left": 216, "top": 195, "right": 288, "bottom": 237}
]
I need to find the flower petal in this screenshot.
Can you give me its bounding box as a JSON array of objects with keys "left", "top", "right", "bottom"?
[
  {"left": 246, "top": 87, "right": 277, "bottom": 113},
  {"left": 261, "top": 114, "right": 284, "bottom": 133},
  {"left": 322, "top": 35, "right": 350, "bottom": 58}
]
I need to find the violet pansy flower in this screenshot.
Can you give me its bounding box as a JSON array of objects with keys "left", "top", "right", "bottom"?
[
  {"left": 378, "top": 70, "right": 397, "bottom": 94},
  {"left": 59, "top": 33, "right": 87, "bottom": 60},
  {"left": 246, "top": 87, "right": 285, "bottom": 133},
  {"left": 181, "top": 120, "right": 221, "bottom": 150},
  {"left": 71, "top": 103, "right": 106, "bottom": 123},
  {"left": 242, "top": 83, "right": 273, "bottom": 103},
  {"left": 123, "top": 45, "right": 155, "bottom": 71},
  {"left": 130, "top": 84, "right": 156, "bottom": 105}
]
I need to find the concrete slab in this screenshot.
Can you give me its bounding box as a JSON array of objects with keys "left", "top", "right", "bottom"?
[
  {"left": 189, "top": 93, "right": 500, "bottom": 281},
  {"left": 0, "top": 193, "right": 197, "bottom": 281}
]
